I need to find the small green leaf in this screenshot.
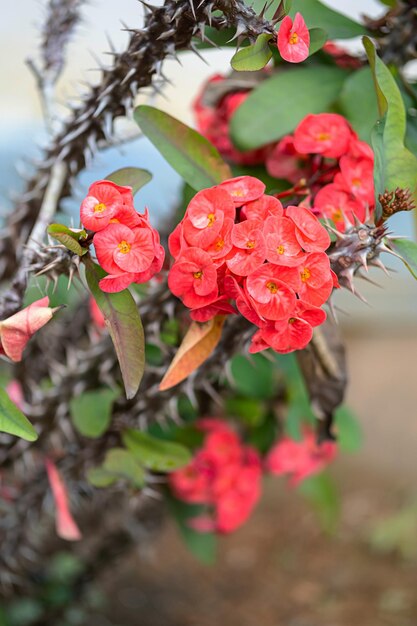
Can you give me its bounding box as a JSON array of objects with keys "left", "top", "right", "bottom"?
[
  {"left": 87, "top": 467, "right": 117, "bottom": 488},
  {"left": 47, "top": 224, "right": 88, "bottom": 256},
  {"left": 289, "top": 0, "right": 367, "bottom": 39},
  {"left": 225, "top": 396, "right": 264, "bottom": 427},
  {"left": 167, "top": 494, "right": 217, "bottom": 564},
  {"left": 334, "top": 406, "right": 362, "bottom": 453},
  {"left": 69, "top": 387, "right": 120, "bottom": 438},
  {"left": 0, "top": 387, "right": 38, "bottom": 441},
  {"left": 123, "top": 429, "right": 192, "bottom": 472},
  {"left": 84, "top": 257, "right": 145, "bottom": 400},
  {"left": 87, "top": 448, "right": 145, "bottom": 488},
  {"left": 230, "top": 65, "right": 347, "bottom": 150},
  {"left": 386, "top": 237, "right": 417, "bottom": 279},
  {"left": 298, "top": 472, "right": 340, "bottom": 534},
  {"left": 231, "top": 34, "right": 273, "bottom": 72},
  {"left": 308, "top": 28, "right": 328, "bottom": 56},
  {"left": 106, "top": 167, "right": 152, "bottom": 195},
  {"left": 134, "top": 105, "right": 231, "bottom": 191}
]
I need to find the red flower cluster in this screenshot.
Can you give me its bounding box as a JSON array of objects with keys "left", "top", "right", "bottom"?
[
  {"left": 266, "top": 429, "right": 337, "bottom": 486},
  {"left": 168, "top": 175, "right": 334, "bottom": 353},
  {"left": 193, "top": 75, "right": 270, "bottom": 166},
  {"left": 169, "top": 419, "right": 262, "bottom": 534},
  {"left": 80, "top": 180, "right": 164, "bottom": 293}
]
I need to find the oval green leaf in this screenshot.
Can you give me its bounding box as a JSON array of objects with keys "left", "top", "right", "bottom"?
[
  {"left": 386, "top": 237, "right": 417, "bottom": 279},
  {"left": 70, "top": 387, "right": 120, "bottom": 438},
  {"left": 230, "top": 65, "right": 348, "bottom": 150},
  {"left": 106, "top": 167, "right": 152, "bottom": 195},
  {"left": 231, "top": 34, "right": 273, "bottom": 72},
  {"left": 84, "top": 258, "right": 145, "bottom": 399},
  {"left": 338, "top": 67, "right": 378, "bottom": 142},
  {"left": 122, "top": 429, "right": 191, "bottom": 472},
  {"left": 47, "top": 224, "right": 88, "bottom": 256},
  {"left": 0, "top": 387, "right": 38, "bottom": 441},
  {"left": 308, "top": 28, "right": 328, "bottom": 56},
  {"left": 289, "top": 0, "right": 367, "bottom": 39},
  {"left": 133, "top": 105, "right": 231, "bottom": 191}
]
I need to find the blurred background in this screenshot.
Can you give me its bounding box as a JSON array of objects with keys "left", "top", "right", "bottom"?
[{"left": 1, "top": 1, "right": 417, "bottom": 625}]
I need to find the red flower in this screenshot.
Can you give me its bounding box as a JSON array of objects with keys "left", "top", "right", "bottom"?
[
  {"left": 182, "top": 187, "right": 235, "bottom": 248},
  {"left": 278, "top": 13, "right": 310, "bottom": 64},
  {"left": 241, "top": 194, "right": 284, "bottom": 221},
  {"left": 334, "top": 155, "right": 374, "bottom": 207},
  {"left": 94, "top": 223, "right": 155, "bottom": 274},
  {"left": 266, "top": 135, "right": 310, "bottom": 183},
  {"left": 314, "top": 184, "right": 365, "bottom": 231},
  {"left": 0, "top": 297, "right": 57, "bottom": 362},
  {"left": 264, "top": 216, "right": 305, "bottom": 266},
  {"left": 45, "top": 459, "right": 82, "bottom": 541},
  {"left": 246, "top": 264, "right": 297, "bottom": 321},
  {"left": 297, "top": 252, "right": 333, "bottom": 306},
  {"left": 219, "top": 176, "right": 265, "bottom": 205},
  {"left": 168, "top": 248, "right": 219, "bottom": 309},
  {"left": 294, "top": 113, "right": 353, "bottom": 158},
  {"left": 286, "top": 205, "right": 331, "bottom": 252},
  {"left": 80, "top": 180, "right": 124, "bottom": 232},
  {"left": 266, "top": 429, "right": 337, "bottom": 486},
  {"left": 226, "top": 219, "right": 266, "bottom": 276}
]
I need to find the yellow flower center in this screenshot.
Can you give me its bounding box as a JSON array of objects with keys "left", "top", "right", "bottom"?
[
  {"left": 246, "top": 240, "right": 256, "bottom": 249},
  {"left": 266, "top": 281, "right": 278, "bottom": 294},
  {"left": 277, "top": 244, "right": 285, "bottom": 255},
  {"left": 301, "top": 267, "right": 311, "bottom": 282},
  {"left": 94, "top": 202, "right": 106, "bottom": 214},
  {"left": 207, "top": 213, "right": 216, "bottom": 226},
  {"left": 289, "top": 32, "right": 299, "bottom": 45},
  {"left": 352, "top": 177, "right": 362, "bottom": 188},
  {"left": 118, "top": 240, "right": 131, "bottom": 254},
  {"left": 215, "top": 239, "right": 225, "bottom": 250},
  {"left": 332, "top": 209, "right": 343, "bottom": 222},
  {"left": 288, "top": 318, "right": 296, "bottom": 324},
  {"left": 193, "top": 271, "right": 203, "bottom": 279},
  {"left": 231, "top": 189, "right": 244, "bottom": 197},
  {"left": 317, "top": 132, "right": 331, "bottom": 142}
]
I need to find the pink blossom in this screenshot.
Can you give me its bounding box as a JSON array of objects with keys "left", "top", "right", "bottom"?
[
  {"left": 278, "top": 13, "right": 310, "bottom": 64},
  {"left": 294, "top": 113, "right": 353, "bottom": 159},
  {"left": 45, "top": 459, "right": 82, "bottom": 541}
]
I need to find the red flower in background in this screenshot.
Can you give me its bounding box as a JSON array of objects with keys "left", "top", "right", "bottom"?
[
  {"left": 170, "top": 419, "right": 262, "bottom": 534},
  {"left": 294, "top": 113, "right": 353, "bottom": 159},
  {"left": 266, "top": 429, "right": 337, "bottom": 486},
  {"left": 278, "top": 13, "right": 310, "bottom": 64}
]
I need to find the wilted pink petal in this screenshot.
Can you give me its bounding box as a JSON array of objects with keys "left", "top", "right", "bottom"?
[
  {"left": 0, "top": 297, "right": 57, "bottom": 362},
  {"left": 45, "top": 458, "right": 82, "bottom": 541}
]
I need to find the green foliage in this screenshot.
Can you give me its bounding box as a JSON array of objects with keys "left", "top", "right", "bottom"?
[
  {"left": 231, "top": 34, "right": 273, "bottom": 72},
  {"left": 308, "top": 28, "right": 328, "bottom": 56},
  {"left": 289, "top": 0, "right": 367, "bottom": 39},
  {"left": 69, "top": 387, "right": 120, "bottom": 438},
  {"left": 369, "top": 501, "right": 417, "bottom": 560},
  {"left": 229, "top": 353, "right": 275, "bottom": 399},
  {"left": 338, "top": 67, "right": 379, "bottom": 142},
  {"left": 225, "top": 396, "right": 264, "bottom": 427},
  {"left": 298, "top": 472, "right": 340, "bottom": 533},
  {"left": 364, "top": 37, "right": 417, "bottom": 216},
  {"left": 123, "top": 429, "right": 192, "bottom": 472},
  {"left": 230, "top": 65, "right": 348, "bottom": 150},
  {"left": 47, "top": 224, "right": 88, "bottom": 256},
  {"left": 167, "top": 494, "right": 217, "bottom": 564},
  {"left": 334, "top": 406, "right": 362, "bottom": 453},
  {"left": 0, "top": 387, "right": 38, "bottom": 441},
  {"left": 134, "top": 105, "right": 231, "bottom": 191},
  {"left": 87, "top": 448, "right": 145, "bottom": 489},
  {"left": 84, "top": 258, "right": 145, "bottom": 400},
  {"left": 386, "top": 237, "right": 417, "bottom": 279},
  {"left": 106, "top": 166, "right": 152, "bottom": 194},
  {"left": 276, "top": 353, "right": 315, "bottom": 440}
]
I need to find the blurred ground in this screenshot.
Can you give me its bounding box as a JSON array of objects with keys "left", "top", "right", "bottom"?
[{"left": 96, "top": 335, "right": 417, "bottom": 626}]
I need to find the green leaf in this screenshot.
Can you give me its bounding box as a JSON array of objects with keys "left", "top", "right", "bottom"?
[
  {"left": 364, "top": 37, "right": 417, "bottom": 208},
  {"left": 231, "top": 34, "right": 273, "bottom": 72},
  {"left": 0, "top": 387, "right": 38, "bottom": 442},
  {"left": 371, "top": 118, "right": 386, "bottom": 221},
  {"left": 84, "top": 258, "right": 145, "bottom": 400},
  {"left": 225, "top": 396, "right": 264, "bottom": 427},
  {"left": 289, "top": 0, "right": 367, "bottom": 39},
  {"left": 229, "top": 354, "right": 275, "bottom": 399},
  {"left": 87, "top": 448, "right": 145, "bottom": 488},
  {"left": 230, "top": 65, "right": 347, "bottom": 150},
  {"left": 308, "top": 28, "right": 328, "bottom": 56},
  {"left": 386, "top": 237, "right": 417, "bottom": 279},
  {"left": 134, "top": 105, "right": 231, "bottom": 191},
  {"left": 338, "top": 67, "right": 378, "bottom": 142},
  {"left": 167, "top": 494, "right": 217, "bottom": 564},
  {"left": 298, "top": 472, "right": 340, "bottom": 533},
  {"left": 106, "top": 167, "right": 152, "bottom": 195},
  {"left": 123, "top": 429, "right": 192, "bottom": 472},
  {"left": 47, "top": 224, "right": 88, "bottom": 256},
  {"left": 334, "top": 406, "right": 362, "bottom": 453},
  {"left": 69, "top": 387, "right": 120, "bottom": 438}
]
